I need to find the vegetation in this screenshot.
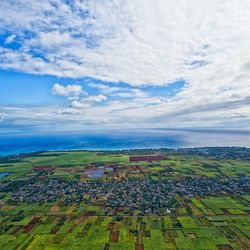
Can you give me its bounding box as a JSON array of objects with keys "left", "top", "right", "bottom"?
[{"left": 0, "top": 148, "right": 249, "bottom": 249}]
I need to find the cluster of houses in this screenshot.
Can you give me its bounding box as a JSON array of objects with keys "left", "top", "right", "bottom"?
[{"left": 3, "top": 176, "right": 249, "bottom": 215}]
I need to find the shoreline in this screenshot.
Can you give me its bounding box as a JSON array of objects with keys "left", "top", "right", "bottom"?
[{"left": 1, "top": 146, "right": 249, "bottom": 157}]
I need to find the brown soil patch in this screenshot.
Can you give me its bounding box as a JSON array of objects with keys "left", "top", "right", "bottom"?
[
  {"left": 103, "top": 243, "right": 110, "bottom": 250},
  {"left": 135, "top": 244, "right": 144, "bottom": 250},
  {"left": 84, "top": 211, "right": 96, "bottom": 216},
  {"left": 50, "top": 226, "right": 59, "bottom": 234},
  {"left": 217, "top": 245, "right": 233, "bottom": 250},
  {"left": 23, "top": 217, "right": 40, "bottom": 233},
  {"left": 108, "top": 223, "right": 114, "bottom": 232},
  {"left": 111, "top": 231, "right": 119, "bottom": 243},
  {"left": 67, "top": 205, "right": 76, "bottom": 213},
  {"left": 50, "top": 205, "right": 60, "bottom": 213},
  {"left": 75, "top": 215, "right": 87, "bottom": 224}
]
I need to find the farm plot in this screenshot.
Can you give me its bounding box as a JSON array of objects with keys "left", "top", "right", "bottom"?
[{"left": 201, "top": 196, "right": 249, "bottom": 215}]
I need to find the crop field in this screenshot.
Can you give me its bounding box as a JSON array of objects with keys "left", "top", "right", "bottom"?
[
  {"left": 0, "top": 204, "right": 249, "bottom": 249},
  {"left": 1, "top": 150, "right": 250, "bottom": 183},
  {"left": 0, "top": 148, "right": 249, "bottom": 249}
]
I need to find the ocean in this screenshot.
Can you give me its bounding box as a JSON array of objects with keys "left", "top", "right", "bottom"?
[{"left": 0, "top": 129, "right": 250, "bottom": 156}]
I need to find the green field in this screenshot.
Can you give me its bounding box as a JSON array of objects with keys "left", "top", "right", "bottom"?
[{"left": 0, "top": 149, "right": 249, "bottom": 249}]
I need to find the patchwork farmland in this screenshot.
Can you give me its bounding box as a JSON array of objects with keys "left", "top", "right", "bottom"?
[{"left": 0, "top": 148, "right": 249, "bottom": 249}]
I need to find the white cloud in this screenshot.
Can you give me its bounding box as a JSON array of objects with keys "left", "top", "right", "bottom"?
[
  {"left": 0, "top": 0, "right": 250, "bottom": 130},
  {"left": 70, "top": 100, "right": 90, "bottom": 108},
  {"left": 111, "top": 88, "right": 148, "bottom": 99},
  {"left": 88, "top": 83, "right": 109, "bottom": 90},
  {"left": 52, "top": 83, "right": 107, "bottom": 108},
  {"left": 1, "top": 0, "right": 249, "bottom": 85},
  {"left": 87, "top": 94, "right": 107, "bottom": 103},
  {"left": 38, "top": 31, "right": 74, "bottom": 49},
  {"left": 0, "top": 1, "right": 249, "bottom": 89},
  {"left": 4, "top": 34, "right": 16, "bottom": 44},
  {"left": 52, "top": 83, "right": 82, "bottom": 97},
  {"left": 70, "top": 94, "right": 107, "bottom": 108},
  {"left": 58, "top": 108, "right": 82, "bottom": 115}
]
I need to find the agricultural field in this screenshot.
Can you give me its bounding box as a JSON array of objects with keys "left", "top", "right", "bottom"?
[{"left": 0, "top": 148, "right": 249, "bottom": 249}]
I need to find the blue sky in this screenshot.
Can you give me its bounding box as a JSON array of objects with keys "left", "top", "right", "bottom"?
[
  {"left": 0, "top": 70, "right": 61, "bottom": 105},
  {"left": 0, "top": 0, "right": 250, "bottom": 134},
  {"left": 0, "top": 70, "right": 185, "bottom": 105}
]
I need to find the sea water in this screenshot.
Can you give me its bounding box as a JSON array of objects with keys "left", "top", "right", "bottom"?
[{"left": 0, "top": 129, "right": 250, "bottom": 156}]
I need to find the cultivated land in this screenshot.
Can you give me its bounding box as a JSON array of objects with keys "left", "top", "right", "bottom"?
[{"left": 0, "top": 147, "right": 249, "bottom": 250}]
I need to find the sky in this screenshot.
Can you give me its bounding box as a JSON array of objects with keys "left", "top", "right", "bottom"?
[{"left": 0, "top": 0, "right": 250, "bottom": 135}]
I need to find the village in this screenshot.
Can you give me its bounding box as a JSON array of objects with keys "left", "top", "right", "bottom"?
[{"left": 1, "top": 175, "right": 248, "bottom": 215}]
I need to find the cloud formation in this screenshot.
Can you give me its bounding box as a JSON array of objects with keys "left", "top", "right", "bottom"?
[
  {"left": 0, "top": 0, "right": 250, "bottom": 132},
  {"left": 0, "top": 0, "right": 249, "bottom": 85},
  {"left": 52, "top": 83, "right": 83, "bottom": 97},
  {"left": 70, "top": 94, "right": 107, "bottom": 108},
  {"left": 4, "top": 34, "right": 16, "bottom": 44},
  {"left": 52, "top": 83, "right": 107, "bottom": 109}
]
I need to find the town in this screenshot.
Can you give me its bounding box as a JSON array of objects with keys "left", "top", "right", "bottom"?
[{"left": 1, "top": 173, "right": 249, "bottom": 215}]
